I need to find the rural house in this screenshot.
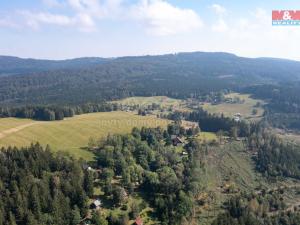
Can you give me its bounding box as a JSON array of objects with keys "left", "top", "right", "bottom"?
[{"left": 171, "top": 136, "right": 184, "bottom": 146}]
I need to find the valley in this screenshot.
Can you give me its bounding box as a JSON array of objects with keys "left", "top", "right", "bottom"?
[
  {"left": 1, "top": 1, "right": 300, "bottom": 223},
  {"left": 1, "top": 53, "right": 300, "bottom": 225}
]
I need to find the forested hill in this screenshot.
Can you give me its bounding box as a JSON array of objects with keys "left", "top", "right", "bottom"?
[
  {"left": 0, "top": 56, "right": 108, "bottom": 76},
  {"left": 1, "top": 52, "right": 300, "bottom": 106}
]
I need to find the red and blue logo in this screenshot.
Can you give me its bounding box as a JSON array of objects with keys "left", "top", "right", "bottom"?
[{"left": 272, "top": 10, "right": 300, "bottom": 26}]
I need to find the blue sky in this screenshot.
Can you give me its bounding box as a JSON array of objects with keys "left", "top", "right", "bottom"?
[{"left": 1, "top": 0, "right": 300, "bottom": 60}]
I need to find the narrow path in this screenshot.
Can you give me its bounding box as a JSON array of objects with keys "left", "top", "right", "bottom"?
[{"left": 0, "top": 122, "right": 42, "bottom": 140}]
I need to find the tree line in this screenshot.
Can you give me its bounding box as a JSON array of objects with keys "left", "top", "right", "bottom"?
[
  {"left": 166, "top": 109, "right": 251, "bottom": 138},
  {"left": 247, "top": 127, "right": 300, "bottom": 179},
  {"left": 0, "top": 103, "right": 119, "bottom": 121}
]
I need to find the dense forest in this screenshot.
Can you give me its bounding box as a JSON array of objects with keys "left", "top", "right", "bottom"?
[
  {"left": 247, "top": 130, "right": 300, "bottom": 179},
  {"left": 213, "top": 193, "right": 300, "bottom": 225},
  {"left": 0, "top": 144, "right": 92, "bottom": 225},
  {"left": 94, "top": 125, "right": 203, "bottom": 225}
]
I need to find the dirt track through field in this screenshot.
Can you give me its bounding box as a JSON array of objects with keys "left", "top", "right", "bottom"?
[{"left": 0, "top": 122, "right": 41, "bottom": 140}]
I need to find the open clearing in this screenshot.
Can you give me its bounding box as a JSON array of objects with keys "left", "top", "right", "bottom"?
[
  {"left": 114, "top": 96, "right": 183, "bottom": 107},
  {"left": 0, "top": 112, "right": 169, "bottom": 160},
  {"left": 113, "top": 96, "right": 189, "bottom": 111},
  {"left": 115, "top": 94, "right": 265, "bottom": 120},
  {"left": 202, "top": 93, "right": 265, "bottom": 120},
  {"left": 196, "top": 132, "right": 217, "bottom": 143}
]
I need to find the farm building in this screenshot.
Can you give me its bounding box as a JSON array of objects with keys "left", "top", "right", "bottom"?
[{"left": 171, "top": 136, "right": 184, "bottom": 146}]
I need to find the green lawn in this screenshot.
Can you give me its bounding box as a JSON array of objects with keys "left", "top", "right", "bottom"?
[
  {"left": 0, "top": 111, "right": 169, "bottom": 160},
  {"left": 196, "top": 132, "right": 217, "bottom": 142},
  {"left": 202, "top": 93, "right": 265, "bottom": 120}
]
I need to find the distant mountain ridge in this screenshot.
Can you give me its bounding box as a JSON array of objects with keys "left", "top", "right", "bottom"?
[
  {"left": 1, "top": 52, "right": 300, "bottom": 80},
  {"left": 0, "top": 55, "right": 109, "bottom": 76},
  {"left": 1, "top": 51, "right": 300, "bottom": 106}
]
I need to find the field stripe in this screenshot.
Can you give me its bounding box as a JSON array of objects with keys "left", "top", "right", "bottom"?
[{"left": 0, "top": 122, "right": 42, "bottom": 140}]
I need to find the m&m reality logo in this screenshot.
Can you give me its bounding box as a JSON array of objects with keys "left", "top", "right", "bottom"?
[{"left": 272, "top": 10, "right": 300, "bottom": 26}]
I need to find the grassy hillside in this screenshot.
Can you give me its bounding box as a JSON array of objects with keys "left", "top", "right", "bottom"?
[
  {"left": 0, "top": 111, "right": 169, "bottom": 160},
  {"left": 196, "top": 142, "right": 268, "bottom": 224},
  {"left": 0, "top": 118, "right": 35, "bottom": 132}
]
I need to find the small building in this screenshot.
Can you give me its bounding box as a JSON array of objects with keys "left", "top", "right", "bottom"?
[
  {"left": 233, "top": 113, "right": 242, "bottom": 122},
  {"left": 90, "top": 199, "right": 102, "bottom": 209},
  {"left": 181, "top": 151, "right": 188, "bottom": 156},
  {"left": 171, "top": 136, "right": 184, "bottom": 146},
  {"left": 134, "top": 217, "right": 143, "bottom": 225}
]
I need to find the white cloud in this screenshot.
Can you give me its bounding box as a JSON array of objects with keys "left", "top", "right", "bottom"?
[
  {"left": 3, "top": 0, "right": 202, "bottom": 35},
  {"left": 76, "top": 13, "right": 95, "bottom": 31},
  {"left": 19, "top": 11, "right": 74, "bottom": 29},
  {"left": 212, "top": 18, "right": 228, "bottom": 32},
  {"left": 131, "top": 0, "right": 203, "bottom": 36},
  {"left": 207, "top": 7, "right": 300, "bottom": 60},
  {"left": 66, "top": 0, "right": 123, "bottom": 18},
  {"left": 210, "top": 4, "right": 228, "bottom": 32},
  {"left": 67, "top": 0, "right": 101, "bottom": 15},
  {"left": 42, "top": 0, "right": 64, "bottom": 8},
  {"left": 0, "top": 17, "right": 19, "bottom": 29},
  {"left": 211, "top": 4, "right": 226, "bottom": 15}
]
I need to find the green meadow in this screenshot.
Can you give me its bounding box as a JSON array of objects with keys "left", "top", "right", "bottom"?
[{"left": 0, "top": 111, "right": 169, "bottom": 160}]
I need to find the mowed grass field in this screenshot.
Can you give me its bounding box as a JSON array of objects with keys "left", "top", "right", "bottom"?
[
  {"left": 0, "top": 112, "right": 169, "bottom": 160},
  {"left": 202, "top": 93, "right": 265, "bottom": 120}
]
